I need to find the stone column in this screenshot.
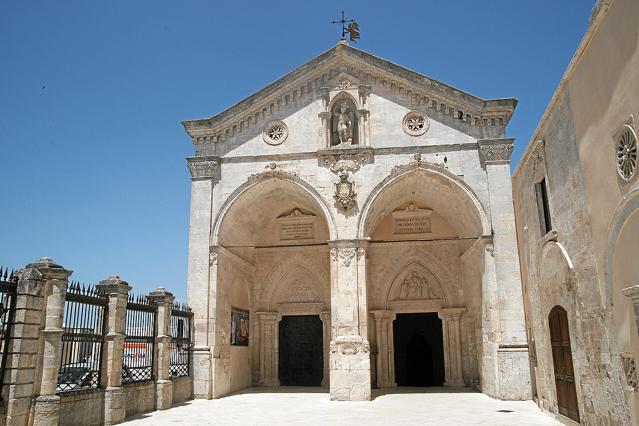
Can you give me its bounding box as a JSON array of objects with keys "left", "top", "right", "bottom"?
[
  {"left": 148, "top": 287, "right": 175, "bottom": 410},
  {"left": 372, "top": 310, "right": 396, "bottom": 389},
  {"left": 320, "top": 310, "right": 331, "bottom": 388},
  {"left": 257, "top": 312, "right": 280, "bottom": 386},
  {"left": 186, "top": 156, "right": 219, "bottom": 399},
  {"left": 479, "top": 139, "right": 532, "bottom": 400},
  {"left": 328, "top": 240, "right": 371, "bottom": 401},
  {"left": 438, "top": 308, "right": 466, "bottom": 387},
  {"left": 28, "top": 258, "right": 72, "bottom": 426},
  {"left": 97, "top": 275, "right": 132, "bottom": 425}
]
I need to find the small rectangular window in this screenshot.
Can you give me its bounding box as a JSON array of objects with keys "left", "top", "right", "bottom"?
[{"left": 535, "top": 178, "right": 552, "bottom": 235}]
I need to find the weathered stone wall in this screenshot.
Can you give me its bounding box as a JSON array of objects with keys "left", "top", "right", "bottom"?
[
  {"left": 513, "top": 0, "right": 639, "bottom": 423},
  {"left": 172, "top": 376, "right": 193, "bottom": 405},
  {"left": 124, "top": 381, "right": 156, "bottom": 418},
  {"left": 59, "top": 390, "right": 104, "bottom": 426}
]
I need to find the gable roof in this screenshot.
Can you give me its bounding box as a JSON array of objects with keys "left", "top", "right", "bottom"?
[{"left": 182, "top": 42, "right": 517, "bottom": 141}]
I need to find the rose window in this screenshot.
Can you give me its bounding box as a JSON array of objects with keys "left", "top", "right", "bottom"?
[
  {"left": 402, "top": 111, "right": 430, "bottom": 136},
  {"left": 263, "top": 120, "right": 288, "bottom": 145},
  {"left": 616, "top": 124, "right": 638, "bottom": 181}
]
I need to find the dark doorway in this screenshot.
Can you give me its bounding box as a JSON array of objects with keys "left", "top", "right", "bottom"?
[
  {"left": 393, "top": 313, "right": 444, "bottom": 386},
  {"left": 549, "top": 306, "right": 580, "bottom": 423},
  {"left": 278, "top": 315, "right": 323, "bottom": 386}
]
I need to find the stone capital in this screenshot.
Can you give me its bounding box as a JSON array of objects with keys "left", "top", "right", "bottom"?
[
  {"left": 478, "top": 138, "right": 514, "bottom": 167},
  {"left": 438, "top": 307, "right": 466, "bottom": 320},
  {"left": 187, "top": 156, "right": 221, "bottom": 180},
  {"left": 148, "top": 287, "right": 175, "bottom": 306},
  {"left": 96, "top": 275, "right": 132, "bottom": 296},
  {"left": 371, "top": 309, "right": 395, "bottom": 321}
]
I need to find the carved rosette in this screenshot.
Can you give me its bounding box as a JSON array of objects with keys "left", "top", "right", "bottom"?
[
  {"left": 319, "top": 147, "right": 373, "bottom": 174},
  {"left": 187, "top": 156, "right": 220, "bottom": 179},
  {"left": 478, "top": 139, "right": 514, "bottom": 167},
  {"left": 402, "top": 110, "right": 430, "bottom": 136}
]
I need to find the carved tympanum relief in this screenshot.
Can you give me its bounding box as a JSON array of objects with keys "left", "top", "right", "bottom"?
[
  {"left": 616, "top": 123, "right": 638, "bottom": 182},
  {"left": 331, "top": 98, "right": 358, "bottom": 146},
  {"left": 397, "top": 270, "right": 441, "bottom": 300},
  {"left": 402, "top": 111, "right": 429, "bottom": 136},
  {"left": 262, "top": 120, "right": 288, "bottom": 145}
]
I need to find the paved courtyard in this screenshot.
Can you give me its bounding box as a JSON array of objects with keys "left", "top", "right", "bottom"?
[{"left": 124, "top": 387, "right": 559, "bottom": 425}]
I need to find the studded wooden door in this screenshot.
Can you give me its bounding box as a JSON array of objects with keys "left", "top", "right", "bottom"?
[
  {"left": 278, "top": 315, "right": 323, "bottom": 386},
  {"left": 549, "top": 306, "right": 580, "bottom": 423}
]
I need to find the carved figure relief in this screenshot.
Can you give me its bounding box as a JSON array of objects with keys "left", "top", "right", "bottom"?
[
  {"left": 331, "top": 99, "right": 358, "bottom": 146},
  {"left": 398, "top": 271, "right": 440, "bottom": 300}
]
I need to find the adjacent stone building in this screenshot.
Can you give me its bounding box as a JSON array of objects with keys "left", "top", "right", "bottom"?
[
  {"left": 513, "top": 0, "right": 639, "bottom": 424},
  {"left": 183, "top": 41, "right": 531, "bottom": 402}
]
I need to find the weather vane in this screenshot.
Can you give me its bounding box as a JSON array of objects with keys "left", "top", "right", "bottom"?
[{"left": 331, "top": 10, "right": 360, "bottom": 43}]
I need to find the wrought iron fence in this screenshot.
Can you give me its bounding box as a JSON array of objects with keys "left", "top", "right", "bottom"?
[
  {"left": 0, "top": 267, "right": 17, "bottom": 400},
  {"left": 57, "top": 281, "right": 108, "bottom": 393},
  {"left": 123, "top": 294, "right": 156, "bottom": 383},
  {"left": 169, "top": 302, "right": 192, "bottom": 378}
]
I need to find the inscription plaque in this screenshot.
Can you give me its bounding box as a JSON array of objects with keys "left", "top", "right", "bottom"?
[
  {"left": 277, "top": 208, "right": 316, "bottom": 241},
  {"left": 392, "top": 203, "right": 432, "bottom": 234}
]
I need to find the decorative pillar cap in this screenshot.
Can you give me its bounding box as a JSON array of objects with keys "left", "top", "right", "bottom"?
[
  {"left": 96, "top": 275, "right": 132, "bottom": 295},
  {"left": 23, "top": 257, "right": 73, "bottom": 280},
  {"left": 148, "top": 287, "right": 175, "bottom": 305}
]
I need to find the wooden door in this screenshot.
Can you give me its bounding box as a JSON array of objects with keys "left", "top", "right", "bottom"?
[
  {"left": 278, "top": 315, "right": 323, "bottom": 386},
  {"left": 549, "top": 306, "right": 580, "bottom": 423}
]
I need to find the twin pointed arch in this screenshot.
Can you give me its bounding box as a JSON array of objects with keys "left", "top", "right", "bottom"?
[
  {"left": 356, "top": 161, "right": 491, "bottom": 240},
  {"left": 210, "top": 171, "right": 339, "bottom": 246}
]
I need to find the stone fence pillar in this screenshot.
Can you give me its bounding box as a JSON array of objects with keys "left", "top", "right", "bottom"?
[
  {"left": 148, "top": 287, "right": 174, "bottom": 410},
  {"left": 32, "top": 258, "right": 72, "bottom": 426},
  {"left": 4, "top": 258, "right": 71, "bottom": 426},
  {"left": 97, "top": 275, "right": 131, "bottom": 425}
]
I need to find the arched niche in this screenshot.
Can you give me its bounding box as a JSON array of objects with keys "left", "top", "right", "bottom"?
[
  {"left": 211, "top": 172, "right": 338, "bottom": 247},
  {"left": 358, "top": 163, "right": 490, "bottom": 241},
  {"left": 328, "top": 92, "right": 359, "bottom": 147}
]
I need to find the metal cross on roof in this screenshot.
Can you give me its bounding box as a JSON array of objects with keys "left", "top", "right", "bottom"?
[{"left": 331, "top": 10, "right": 360, "bottom": 43}]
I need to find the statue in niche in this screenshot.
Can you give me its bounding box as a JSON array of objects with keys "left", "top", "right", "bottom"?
[
  {"left": 399, "top": 271, "right": 438, "bottom": 299},
  {"left": 331, "top": 99, "right": 358, "bottom": 146}
]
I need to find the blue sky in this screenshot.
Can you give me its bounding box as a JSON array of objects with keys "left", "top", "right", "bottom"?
[{"left": 0, "top": 1, "right": 594, "bottom": 301}]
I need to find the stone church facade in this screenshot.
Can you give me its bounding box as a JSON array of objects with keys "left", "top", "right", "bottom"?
[{"left": 183, "top": 42, "right": 531, "bottom": 401}]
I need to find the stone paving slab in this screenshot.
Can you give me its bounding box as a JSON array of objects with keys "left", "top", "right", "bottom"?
[{"left": 123, "top": 387, "right": 560, "bottom": 426}]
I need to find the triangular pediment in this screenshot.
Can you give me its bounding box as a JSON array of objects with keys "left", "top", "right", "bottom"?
[{"left": 182, "top": 43, "right": 516, "bottom": 142}]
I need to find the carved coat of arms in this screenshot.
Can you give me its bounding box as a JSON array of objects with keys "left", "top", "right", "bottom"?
[{"left": 334, "top": 173, "right": 356, "bottom": 210}]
